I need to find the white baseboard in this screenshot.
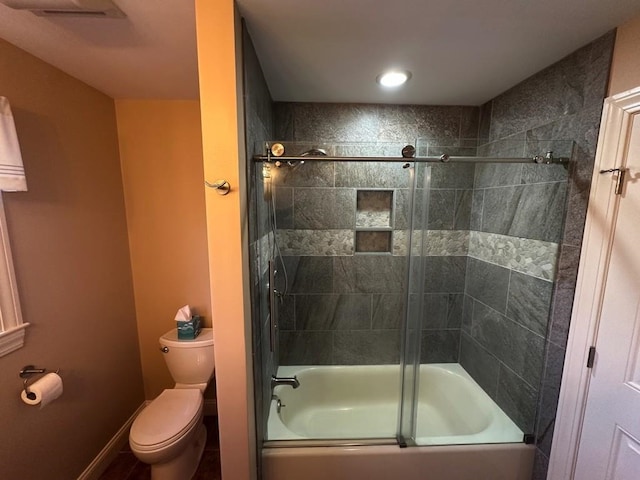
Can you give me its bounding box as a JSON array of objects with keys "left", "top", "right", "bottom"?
[
  {"left": 77, "top": 397, "right": 217, "bottom": 480},
  {"left": 77, "top": 402, "right": 146, "bottom": 480}
]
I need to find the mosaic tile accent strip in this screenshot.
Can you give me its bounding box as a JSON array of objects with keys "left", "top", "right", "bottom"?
[
  {"left": 271, "top": 229, "right": 558, "bottom": 279},
  {"left": 392, "top": 230, "right": 469, "bottom": 256},
  {"left": 256, "top": 231, "right": 275, "bottom": 278},
  {"left": 426, "top": 230, "right": 470, "bottom": 256},
  {"left": 392, "top": 230, "right": 416, "bottom": 256},
  {"left": 468, "top": 231, "right": 558, "bottom": 281},
  {"left": 276, "top": 229, "right": 354, "bottom": 256}
]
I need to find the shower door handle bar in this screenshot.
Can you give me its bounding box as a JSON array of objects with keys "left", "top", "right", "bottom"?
[{"left": 268, "top": 260, "right": 277, "bottom": 353}]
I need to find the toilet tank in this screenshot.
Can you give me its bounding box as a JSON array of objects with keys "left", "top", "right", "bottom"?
[{"left": 159, "top": 328, "right": 215, "bottom": 385}]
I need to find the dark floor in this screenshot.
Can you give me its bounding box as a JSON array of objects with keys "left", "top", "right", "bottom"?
[{"left": 98, "top": 415, "right": 221, "bottom": 480}]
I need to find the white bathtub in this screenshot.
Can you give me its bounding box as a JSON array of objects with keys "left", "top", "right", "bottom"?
[
  {"left": 264, "top": 364, "right": 534, "bottom": 480},
  {"left": 267, "top": 363, "right": 523, "bottom": 445}
]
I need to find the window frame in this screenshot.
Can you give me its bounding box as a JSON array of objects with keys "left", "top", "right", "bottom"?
[{"left": 0, "top": 193, "right": 27, "bottom": 357}]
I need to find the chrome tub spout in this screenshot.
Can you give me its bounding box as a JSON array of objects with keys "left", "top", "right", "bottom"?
[{"left": 271, "top": 375, "right": 300, "bottom": 389}]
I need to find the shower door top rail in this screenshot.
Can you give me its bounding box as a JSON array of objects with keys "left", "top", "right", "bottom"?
[{"left": 253, "top": 152, "right": 568, "bottom": 165}]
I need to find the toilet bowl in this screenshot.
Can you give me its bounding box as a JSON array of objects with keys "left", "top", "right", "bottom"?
[{"left": 129, "top": 328, "right": 214, "bottom": 480}]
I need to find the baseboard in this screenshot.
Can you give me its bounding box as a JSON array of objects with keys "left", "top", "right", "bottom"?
[
  {"left": 77, "top": 402, "right": 147, "bottom": 480},
  {"left": 77, "top": 397, "right": 217, "bottom": 480}
]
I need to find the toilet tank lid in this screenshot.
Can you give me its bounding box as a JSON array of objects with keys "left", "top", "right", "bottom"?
[{"left": 160, "top": 328, "right": 213, "bottom": 348}]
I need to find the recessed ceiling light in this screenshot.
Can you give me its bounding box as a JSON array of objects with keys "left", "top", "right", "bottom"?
[{"left": 377, "top": 70, "right": 411, "bottom": 88}]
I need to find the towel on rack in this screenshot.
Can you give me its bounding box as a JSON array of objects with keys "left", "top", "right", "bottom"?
[{"left": 0, "top": 97, "right": 27, "bottom": 192}]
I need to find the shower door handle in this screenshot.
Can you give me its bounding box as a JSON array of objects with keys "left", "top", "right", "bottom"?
[{"left": 268, "top": 260, "right": 277, "bottom": 352}]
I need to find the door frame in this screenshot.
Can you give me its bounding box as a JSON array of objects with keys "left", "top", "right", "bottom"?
[{"left": 548, "top": 86, "right": 640, "bottom": 479}]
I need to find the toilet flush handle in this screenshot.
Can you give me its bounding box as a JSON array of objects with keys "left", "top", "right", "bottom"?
[{"left": 160, "top": 346, "right": 169, "bottom": 353}]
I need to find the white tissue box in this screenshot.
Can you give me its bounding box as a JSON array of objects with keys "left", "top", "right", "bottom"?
[{"left": 177, "top": 315, "right": 202, "bottom": 340}]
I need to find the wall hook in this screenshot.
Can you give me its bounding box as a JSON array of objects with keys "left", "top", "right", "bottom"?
[{"left": 205, "top": 179, "right": 231, "bottom": 195}]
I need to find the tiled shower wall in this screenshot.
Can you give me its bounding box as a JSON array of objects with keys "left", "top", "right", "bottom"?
[
  {"left": 243, "top": 25, "right": 275, "bottom": 449},
  {"left": 272, "top": 104, "right": 482, "bottom": 365},
  {"left": 460, "top": 161, "right": 568, "bottom": 433},
  {"left": 474, "top": 31, "right": 616, "bottom": 478}
]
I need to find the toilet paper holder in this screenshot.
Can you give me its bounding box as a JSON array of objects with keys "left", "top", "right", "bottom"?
[{"left": 20, "top": 365, "right": 60, "bottom": 401}]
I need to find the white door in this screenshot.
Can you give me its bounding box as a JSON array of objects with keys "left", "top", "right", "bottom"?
[{"left": 573, "top": 110, "right": 640, "bottom": 479}]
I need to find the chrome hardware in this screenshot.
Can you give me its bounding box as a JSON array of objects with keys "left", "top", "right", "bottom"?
[
  {"left": 272, "top": 395, "right": 286, "bottom": 414},
  {"left": 600, "top": 167, "right": 627, "bottom": 195},
  {"left": 204, "top": 180, "right": 231, "bottom": 195},
  {"left": 160, "top": 346, "right": 169, "bottom": 353},
  {"left": 20, "top": 365, "right": 60, "bottom": 401},
  {"left": 19, "top": 366, "right": 46, "bottom": 378},
  {"left": 534, "top": 151, "right": 555, "bottom": 164},
  {"left": 401, "top": 145, "right": 416, "bottom": 158},
  {"left": 439, "top": 154, "right": 451, "bottom": 162},
  {"left": 268, "top": 260, "right": 277, "bottom": 353},
  {"left": 271, "top": 375, "right": 300, "bottom": 389}
]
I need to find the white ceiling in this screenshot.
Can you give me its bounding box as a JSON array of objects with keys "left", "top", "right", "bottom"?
[
  {"left": 0, "top": 0, "right": 200, "bottom": 99},
  {"left": 1, "top": 1, "right": 640, "bottom": 104}
]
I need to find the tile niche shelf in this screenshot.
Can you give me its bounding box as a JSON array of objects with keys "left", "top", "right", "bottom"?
[{"left": 355, "top": 190, "right": 393, "bottom": 254}]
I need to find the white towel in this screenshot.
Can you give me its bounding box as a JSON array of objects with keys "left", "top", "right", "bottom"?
[{"left": 0, "top": 97, "right": 27, "bottom": 192}]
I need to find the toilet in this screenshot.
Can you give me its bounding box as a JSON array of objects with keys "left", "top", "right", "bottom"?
[{"left": 129, "top": 328, "right": 215, "bottom": 480}]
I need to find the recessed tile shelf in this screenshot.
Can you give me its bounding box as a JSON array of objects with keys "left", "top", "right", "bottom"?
[
  {"left": 356, "top": 190, "right": 394, "bottom": 253},
  {"left": 355, "top": 231, "right": 392, "bottom": 254},
  {"left": 356, "top": 190, "right": 393, "bottom": 228}
]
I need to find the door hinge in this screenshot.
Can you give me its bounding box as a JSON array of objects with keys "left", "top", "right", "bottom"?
[
  {"left": 586, "top": 346, "right": 596, "bottom": 368},
  {"left": 599, "top": 168, "right": 627, "bottom": 195}
]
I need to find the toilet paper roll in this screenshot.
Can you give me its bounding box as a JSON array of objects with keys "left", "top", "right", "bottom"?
[{"left": 21, "top": 373, "right": 63, "bottom": 408}]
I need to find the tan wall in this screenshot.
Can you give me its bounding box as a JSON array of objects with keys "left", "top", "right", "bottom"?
[
  {"left": 0, "top": 38, "right": 143, "bottom": 479},
  {"left": 609, "top": 14, "right": 640, "bottom": 95},
  {"left": 115, "top": 100, "right": 211, "bottom": 400},
  {"left": 195, "top": 0, "right": 257, "bottom": 478}
]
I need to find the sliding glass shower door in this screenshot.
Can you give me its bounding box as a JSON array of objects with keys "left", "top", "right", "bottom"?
[
  {"left": 397, "top": 138, "right": 573, "bottom": 447},
  {"left": 254, "top": 139, "right": 573, "bottom": 449},
  {"left": 258, "top": 142, "right": 418, "bottom": 444}
]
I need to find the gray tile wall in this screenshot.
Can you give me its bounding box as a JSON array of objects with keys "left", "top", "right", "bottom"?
[
  {"left": 243, "top": 25, "right": 275, "bottom": 451},
  {"left": 461, "top": 258, "right": 550, "bottom": 433},
  {"left": 271, "top": 104, "right": 480, "bottom": 365},
  {"left": 474, "top": 31, "right": 616, "bottom": 476}
]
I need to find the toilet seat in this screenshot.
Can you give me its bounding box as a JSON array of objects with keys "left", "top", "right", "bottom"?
[{"left": 130, "top": 389, "right": 203, "bottom": 452}]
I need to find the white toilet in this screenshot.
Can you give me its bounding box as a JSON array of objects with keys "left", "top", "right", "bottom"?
[{"left": 129, "top": 328, "right": 215, "bottom": 480}]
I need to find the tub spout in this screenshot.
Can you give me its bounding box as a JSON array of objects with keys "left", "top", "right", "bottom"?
[{"left": 271, "top": 375, "right": 300, "bottom": 389}]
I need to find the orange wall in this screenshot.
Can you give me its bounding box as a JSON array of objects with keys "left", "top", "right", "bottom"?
[
  {"left": 609, "top": 14, "right": 640, "bottom": 95},
  {"left": 195, "top": 1, "right": 257, "bottom": 479},
  {"left": 115, "top": 100, "right": 211, "bottom": 400},
  {"left": 0, "top": 38, "right": 143, "bottom": 479}
]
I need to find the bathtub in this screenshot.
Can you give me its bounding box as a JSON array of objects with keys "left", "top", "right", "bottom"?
[{"left": 263, "top": 363, "right": 534, "bottom": 480}]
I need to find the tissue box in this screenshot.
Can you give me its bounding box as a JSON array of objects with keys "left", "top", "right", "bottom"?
[{"left": 177, "top": 315, "right": 202, "bottom": 340}]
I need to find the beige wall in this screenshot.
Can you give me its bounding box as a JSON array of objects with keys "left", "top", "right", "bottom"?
[
  {"left": 609, "top": 14, "right": 640, "bottom": 95},
  {"left": 195, "top": 0, "right": 257, "bottom": 479},
  {"left": 0, "top": 38, "right": 143, "bottom": 479},
  {"left": 115, "top": 100, "right": 211, "bottom": 400}
]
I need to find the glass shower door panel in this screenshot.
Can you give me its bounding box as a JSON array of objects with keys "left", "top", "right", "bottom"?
[
  {"left": 397, "top": 161, "right": 430, "bottom": 446},
  {"left": 260, "top": 142, "right": 416, "bottom": 444},
  {"left": 410, "top": 141, "right": 572, "bottom": 446}
]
